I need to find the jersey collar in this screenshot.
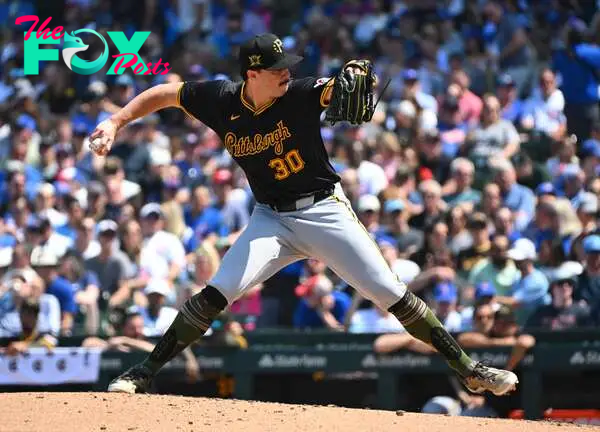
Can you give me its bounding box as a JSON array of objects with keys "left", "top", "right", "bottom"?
[{"left": 240, "top": 82, "right": 278, "bottom": 116}]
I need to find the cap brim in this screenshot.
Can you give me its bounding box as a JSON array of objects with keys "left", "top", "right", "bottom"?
[
  {"left": 506, "top": 249, "right": 525, "bottom": 261},
  {"left": 266, "top": 54, "right": 303, "bottom": 70}
]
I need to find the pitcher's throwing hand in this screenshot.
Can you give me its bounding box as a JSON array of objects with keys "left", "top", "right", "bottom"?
[{"left": 89, "top": 118, "right": 118, "bottom": 156}]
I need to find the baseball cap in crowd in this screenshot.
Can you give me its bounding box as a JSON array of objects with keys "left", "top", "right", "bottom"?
[
  {"left": 535, "top": 182, "right": 556, "bottom": 196},
  {"left": 115, "top": 74, "right": 134, "bottom": 87},
  {"left": 583, "top": 235, "right": 600, "bottom": 254},
  {"left": 15, "top": 113, "right": 36, "bottom": 131},
  {"left": 433, "top": 282, "right": 458, "bottom": 303},
  {"left": 213, "top": 168, "right": 233, "bottom": 185},
  {"left": 97, "top": 219, "right": 118, "bottom": 235},
  {"left": 144, "top": 279, "right": 171, "bottom": 297},
  {"left": 402, "top": 69, "right": 419, "bottom": 81},
  {"left": 475, "top": 282, "right": 497, "bottom": 299},
  {"left": 467, "top": 212, "right": 488, "bottom": 230},
  {"left": 140, "top": 203, "right": 163, "bottom": 219},
  {"left": 358, "top": 194, "right": 381, "bottom": 213},
  {"left": 0, "top": 247, "right": 13, "bottom": 269},
  {"left": 507, "top": 238, "right": 537, "bottom": 261},
  {"left": 30, "top": 246, "right": 58, "bottom": 267},
  {"left": 295, "top": 275, "right": 333, "bottom": 298},
  {"left": 582, "top": 139, "right": 600, "bottom": 158},
  {"left": 384, "top": 199, "right": 405, "bottom": 214},
  {"left": 550, "top": 266, "right": 578, "bottom": 286},
  {"left": 239, "top": 33, "right": 303, "bottom": 76},
  {"left": 497, "top": 73, "right": 515, "bottom": 87},
  {"left": 576, "top": 192, "right": 598, "bottom": 214}
]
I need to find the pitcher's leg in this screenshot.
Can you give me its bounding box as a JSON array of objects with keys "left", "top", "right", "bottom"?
[
  {"left": 292, "top": 194, "right": 517, "bottom": 395},
  {"left": 108, "top": 207, "right": 303, "bottom": 393}
]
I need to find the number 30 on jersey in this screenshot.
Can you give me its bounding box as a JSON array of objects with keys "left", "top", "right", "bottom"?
[{"left": 269, "top": 149, "right": 305, "bottom": 180}]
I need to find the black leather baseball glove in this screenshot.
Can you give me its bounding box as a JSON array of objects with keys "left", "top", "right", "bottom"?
[{"left": 325, "top": 59, "right": 377, "bottom": 126}]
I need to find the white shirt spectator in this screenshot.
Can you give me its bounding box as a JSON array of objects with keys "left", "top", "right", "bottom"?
[
  {"left": 0, "top": 293, "right": 61, "bottom": 337},
  {"left": 44, "top": 231, "right": 73, "bottom": 259},
  {"left": 142, "top": 306, "right": 179, "bottom": 337},
  {"left": 139, "top": 230, "right": 186, "bottom": 280},
  {"left": 521, "top": 87, "right": 566, "bottom": 135},
  {"left": 441, "top": 310, "right": 464, "bottom": 333},
  {"left": 349, "top": 307, "right": 406, "bottom": 333},
  {"left": 357, "top": 160, "right": 388, "bottom": 196},
  {"left": 391, "top": 259, "right": 421, "bottom": 284}
]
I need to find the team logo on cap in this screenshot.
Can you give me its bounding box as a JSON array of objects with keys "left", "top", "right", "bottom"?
[
  {"left": 248, "top": 55, "right": 262, "bottom": 67},
  {"left": 273, "top": 39, "right": 283, "bottom": 54}
]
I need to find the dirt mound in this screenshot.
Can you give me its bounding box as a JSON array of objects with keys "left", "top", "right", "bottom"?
[{"left": 1, "top": 392, "right": 596, "bottom": 432}]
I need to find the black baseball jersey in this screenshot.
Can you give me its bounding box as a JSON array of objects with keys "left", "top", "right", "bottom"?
[{"left": 177, "top": 77, "right": 340, "bottom": 205}]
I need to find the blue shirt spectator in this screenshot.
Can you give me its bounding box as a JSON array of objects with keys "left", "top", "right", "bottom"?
[{"left": 293, "top": 275, "right": 351, "bottom": 329}]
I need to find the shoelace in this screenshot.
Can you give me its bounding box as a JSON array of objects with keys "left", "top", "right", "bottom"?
[{"left": 472, "top": 362, "right": 496, "bottom": 383}]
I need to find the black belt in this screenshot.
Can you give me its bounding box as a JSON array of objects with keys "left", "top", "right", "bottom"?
[{"left": 266, "top": 187, "right": 335, "bottom": 212}]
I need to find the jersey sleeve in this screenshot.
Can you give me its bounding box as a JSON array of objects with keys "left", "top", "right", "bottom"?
[
  {"left": 290, "top": 77, "right": 335, "bottom": 113},
  {"left": 177, "top": 80, "right": 227, "bottom": 128}
]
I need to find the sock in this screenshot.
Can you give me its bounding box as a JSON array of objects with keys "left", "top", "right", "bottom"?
[
  {"left": 388, "top": 290, "right": 474, "bottom": 377},
  {"left": 142, "top": 285, "right": 228, "bottom": 375}
]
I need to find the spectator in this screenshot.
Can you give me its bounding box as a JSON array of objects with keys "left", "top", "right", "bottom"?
[
  {"left": 139, "top": 203, "right": 186, "bottom": 286},
  {"left": 293, "top": 274, "right": 351, "bottom": 331},
  {"left": 410, "top": 180, "right": 446, "bottom": 231},
  {"left": 552, "top": 18, "right": 600, "bottom": 141},
  {"left": 493, "top": 159, "right": 535, "bottom": 232},
  {"left": 483, "top": 0, "right": 533, "bottom": 96},
  {"left": 183, "top": 185, "right": 229, "bottom": 253},
  {"left": 140, "top": 279, "right": 179, "bottom": 337},
  {"left": 458, "top": 304, "right": 536, "bottom": 372},
  {"left": 381, "top": 199, "right": 424, "bottom": 258},
  {"left": 34, "top": 183, "right": 67, "bottom": 228},
  {"left": 357, "top": 194, "right": 382, "bottom": 236},
  {"left": 447, "top": 205, "right": 472, "bottom": 255},
  {"left": 0, "top": 270, "right": 60, "bottom": 340},
  {"left": 460, "top": 282, "right": 502, "bottom": 332},
  {"left": 466, "top": 95, "right": 521, "bottom": 174},
  {"left": 60, "top": 251, "right": 100, "bottom": 335},
  {"left": 527, "top": 268, "right": 592, "bottom": 330},
  {"left": 85, "top": 219, "right": 135, "bottom": 310},
  {"left": 493, "top": 207, "right": 520, "bottom": 244},
  {"left": 212, "top": 168, "right": 251, "bottom": 234},
  {"left": 437, "top": 95, "right": 468, "bottom": 160},
  {"left": 500, "top": 238, "right": 551, "bottom": 326},
  {"left": 73, "top": 217, "right": 101, "bottom": 260},
  {"left": 448, "top": 69, "right": 483, "bottom": 127},
  {"left": 401, "top": 69, "right": 438, "bottom": 113},
  {"left": 56, "top": 195, "right": 86, "bottom": 242},
  {"left": 469, "top": 235, "right": 519, "bottom": 297},
  {"left": 349, "top": 301, "right": 405, "bottom": 334},
  {"left": 574, "top": 235, "right": 600, "bottom": 319},
  {"left": 457, "top": 212, "right": 491, "bottom": 275},
  {"left": 496, "top": 73, "right": 524, "bottom": 124},
  {"left": 416, "top": 130, "right": 453, "bottom": 186},
  {"left": 443, "top": 158, "right": 481, "bottom": 211},
  {"left": 35, "top": 215, "right": 72, "bottom": 260},
  {"left": 431, "top": 282, "right": 462, "bottom": 332},
  {"left": 29, "top": 246, "right": 76, "bottom": 336},
  {"left": 479, "top": 183, "right": 502, "bottom": 221},
  {"left": 521, "top": 68, "right": 567, "bottom": 142}
]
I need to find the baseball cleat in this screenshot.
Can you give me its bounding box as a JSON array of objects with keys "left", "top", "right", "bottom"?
[
  {"left": 461, "top": 362, "right": 519, "bottom": 396},
  {"left": 107, "top": 364, "right": 154, "bottom": 394}
]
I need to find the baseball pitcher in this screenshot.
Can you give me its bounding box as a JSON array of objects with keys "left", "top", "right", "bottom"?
[{"left": 90, "top": 33, "right": 518, "bottom": 397}]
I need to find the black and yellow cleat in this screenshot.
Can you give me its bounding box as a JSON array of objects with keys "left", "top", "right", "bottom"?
[
  {"left": 461, "top": 362, "right": 519, "bottom": 396},
  {"left": 107, "top": 364, "right": 154, "bottom": 394}
]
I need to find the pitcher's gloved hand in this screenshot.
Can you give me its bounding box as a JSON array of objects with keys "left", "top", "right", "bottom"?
[{"left": 325, "top": 59, "right": 378, "bottom": 126}]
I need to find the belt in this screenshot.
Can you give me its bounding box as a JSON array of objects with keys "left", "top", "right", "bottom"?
[{"left": 267, "top": 187, "right": 335, "bottom": 212}]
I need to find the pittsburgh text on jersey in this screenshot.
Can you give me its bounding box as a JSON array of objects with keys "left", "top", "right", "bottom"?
[{"left": 224, "top": 120, "right": 291, "bottom": 157}]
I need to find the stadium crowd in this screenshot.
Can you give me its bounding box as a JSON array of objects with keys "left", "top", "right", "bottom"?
[{"left": 1, "top": 0, "right": 600, "bottom": 372}]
